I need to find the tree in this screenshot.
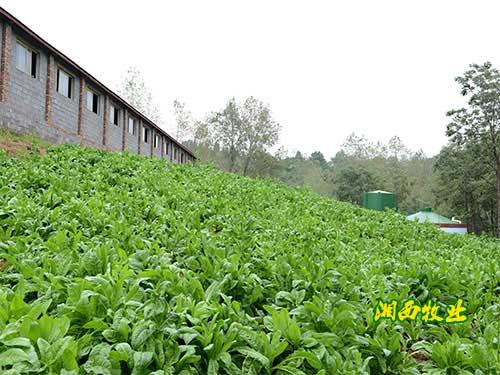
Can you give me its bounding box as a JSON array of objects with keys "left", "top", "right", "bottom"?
[
  {"left": 341, "top": 133, "right": 373, "bottom": 158},
  {"left": 208, "top": 98, "right": 243, "bottom": 173},
  {"left": 245, "top": 149, "right": 282, "bottom": 178},
  {"left": 309, "top": 151, "right": 328, "bottom": 169},
  {"left": 173, "top": 99, "right": 194, "bottom": 143},
  {"left": 117, "top": 67, "right": 162, "bottom": 124},
  {"left": 294, "top": 151, "right": 304, "bottom": 161},
  {"left": 341, "top": 133, "right": 386, "bottom": 159},
  {"left": 446, "top": 62, "right": 500, "bottom": 237},
  {"left": 434, "top": 142, "right": 496, "bottom": 235},
  {"left": 209, "top": 97, "right": 281, "bottom": 175},
  {"left": 334, "top": 165, "right": 379, "bottom": 205},
  {"left": 387, "top": 136, "right": 411, "bottom": 160},
  {"left": 239, "top": 97, "right": 281, "bottom": 176}
]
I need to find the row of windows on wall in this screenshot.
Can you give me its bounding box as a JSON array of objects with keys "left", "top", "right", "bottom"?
[
  {"left": 15, "top": 39, "right": 187, "bottom": 160},
  {"left": 16, "top": 39, "right": 75, "bottom": 101},
  {"left": 86, "top": 92, "right": 183, "bottom": 157}
]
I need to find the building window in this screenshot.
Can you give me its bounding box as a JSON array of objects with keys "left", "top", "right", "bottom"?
[
  {"left": 56, "top": 68, "right": 73, "bottom": 98},
  {"left": 15, "top": 41, "right": 38, "bottom": 78},
  {"left": 128, "top": 117, "right": 136, "bottom": 135},
  {"left": 165, "top": 140, "right": 169, "bottom": 155},
  {"left": 86, "top": 88, "right": 99, "bottom": 114},
  {"left": 174, "top": 147, "right": 177, "bottom": 160},
  {"left": 142, "top": 126, "right": 149, "bottom": 143},
  {"left": 110, "top": 105, "right": 120, "bottom": 126},
  {"left": 154, "top": 134, "right": 159, "bottom": 148}
]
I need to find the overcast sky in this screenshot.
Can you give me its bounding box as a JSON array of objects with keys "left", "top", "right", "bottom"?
[{"left": 4, "top": 0, "right": 499, "bottom": 158}]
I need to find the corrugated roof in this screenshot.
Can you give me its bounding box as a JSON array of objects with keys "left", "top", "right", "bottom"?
[{"left": 407, "top": 209, "right": 457, "bottom": 224}]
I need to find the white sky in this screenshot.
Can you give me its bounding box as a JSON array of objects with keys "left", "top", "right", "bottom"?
[{"left": 4, "top": 0, "right": 498, "bottom": 158}]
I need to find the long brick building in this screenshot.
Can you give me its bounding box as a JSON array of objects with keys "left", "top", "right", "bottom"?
[{"left": 0, "top": 7, "right": 195, "bottom": 163}]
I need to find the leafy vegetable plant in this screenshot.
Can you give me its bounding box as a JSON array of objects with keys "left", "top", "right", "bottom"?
[{"left": 0, "top": 145, "right": 499, "bottom": 374}]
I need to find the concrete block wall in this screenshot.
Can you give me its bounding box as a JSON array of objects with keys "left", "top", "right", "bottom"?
[
  {"left": 82, "top": 84, "right": 103, "bottom": 146},
  {"left": 0, "top": 15, "right": 195, "bottom": 164},
  {"left": 2, "top": 26, "right": 46, "bottom": 136},
  {"left": 51, "top": 62, "right": 79, "bottom": 138}
]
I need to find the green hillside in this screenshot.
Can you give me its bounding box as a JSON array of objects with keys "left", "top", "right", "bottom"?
[{"left": 0, "top": 146, "right": 499, "bottom": 374}]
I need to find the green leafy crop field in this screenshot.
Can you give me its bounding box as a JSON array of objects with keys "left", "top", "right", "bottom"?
[{"left": 0, "top": 146, "right": 499, "bottom": 374}]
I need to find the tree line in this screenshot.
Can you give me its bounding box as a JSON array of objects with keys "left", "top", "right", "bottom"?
[{"left": 118, "top": 63, "right": 500, "bottom": 237}]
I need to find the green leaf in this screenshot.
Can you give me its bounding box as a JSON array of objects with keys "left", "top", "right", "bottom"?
[
  {"left": 83, "top": 320, "right": 109, "bottom": 331},
  {"left": 0, "top": 348, "right": 31, "bottom": 366},
  {"left": 234, "top": 347, "right": 270, "bottom": 369},
  {"left": 272, "top": 364, "right": 307, "bottom": 375},
  {"left": 288, "top": 321, "right": 301, "bottom": 345},
  {"left": 207, "top": 358, "right": 219, "bottom": 375},
  {"left": 132, "top": 351, "right": 153, "bottom": 375},
  {"left": 37, "top": 337, "right": 51, "bottom": 361},
  {"left": 103, "top": 329, "right": 119, "bottom": 343},
  {"left": 283, "top": 351, "right": 322, "bottom": 370},
  {"left": 2, "top": 337, "right": 32, "bottom": 347},
  {"left": 114, "top": 342, "right": 133, "bottom": 362},
  {"left": 131, "top": 321, "right": 152, "bottom": 350}
]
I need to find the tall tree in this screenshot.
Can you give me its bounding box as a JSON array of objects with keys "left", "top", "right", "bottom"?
[
  {"left": 208, "top": 97, "right": 280, "bottom": 175},
  {"left": 388, "top": 136, "right": 411, "bottom": 160},
  {"left": 434, "top": 142, "right": 496, "bottom": 235},
  {"left": 309, "top": 151, "right": 328, "bottom": 169},
  {"left": 334, "top": 165, "right": 379, "bottom": 205},
  {"left": 446, "top": 62, "right": 500, "bottom": 237},
  {"left": 173, "top": 99, "right": 194, "bottom": 143},
  {"left": 117, "top": 66, "right": 162, "bottom": 124},
  {"left": 240, "top": 97, "right": 281, "bottom": 176},
  {"left": 341, "top": 133, "right": 386, "bottom": 159},
  {"left": 208, "top": 98, "right": 243, "bottom": 173}
]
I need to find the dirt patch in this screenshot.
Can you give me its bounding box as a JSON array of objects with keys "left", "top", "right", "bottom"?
[
  {"left": 408, "top": 348, "right": 430, "bottom": 363},
  {"left": 0, "top": 140, "right": 46, "bottom": 157}
]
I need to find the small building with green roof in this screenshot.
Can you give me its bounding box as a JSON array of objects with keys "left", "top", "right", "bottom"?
[{"left": 407, "top": 208, "right": 467, "bottom": 234}]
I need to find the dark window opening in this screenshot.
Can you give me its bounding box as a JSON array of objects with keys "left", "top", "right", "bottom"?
[
  {"left": 128, "top": 117, "right": 136, "bottom": 135},
  {"left": 110, "top": 106, "right": 120, "bottom": 126},
  {"left": 93, "top": 94, "right": 98, "bottom": 114},
  {"left": 142, "top": 126, "right": 149, "bottom": 143},
  {"left": 31, "top": 53, "right": 37, "bottom": 78},
  {"left": 154, "top": 134, "right": 159, "bottom": 148},
  {"left": 110, "top": 105, "right": 119, "bottom": 126},
  {"left": 15, "top": 41, "right": 38, "bottom": 78},
  {"left": 57, "top": 68, "right": 73, "bottom": 98},
  {"left": 86, "top": 89, "right": 99, "bottom": 114}
]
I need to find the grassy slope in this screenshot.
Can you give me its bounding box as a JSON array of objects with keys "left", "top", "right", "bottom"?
[{"left": 0, "top": 145, "right": 499, "bottom": 374}]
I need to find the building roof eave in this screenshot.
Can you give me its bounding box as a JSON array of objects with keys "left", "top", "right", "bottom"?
[{"left": 0, "top": 6, "right": 196, "bottom": 159}]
